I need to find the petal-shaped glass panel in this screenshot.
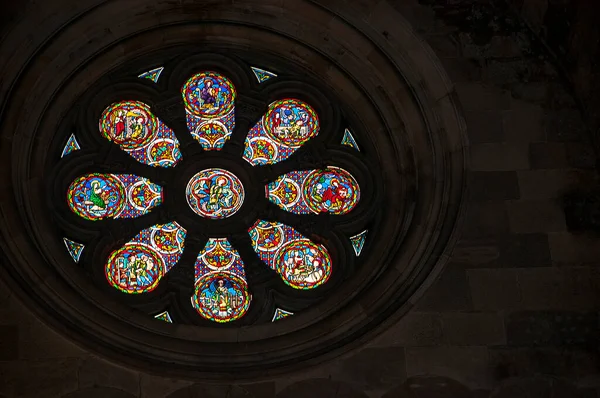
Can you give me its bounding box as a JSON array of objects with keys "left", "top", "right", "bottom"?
[
  {"left": 267, "top": 166, "right": 360, "bottom": 215},
  {"left": 248, "top": 220, "right": 332, "bottom": 289},
  {"left": 105, "top": 221, "right": 187, "bottom": 294},
  {"left": 191, "top": 238, "right": 251, "bottom": 323},
  {"left": 182, "top": 71, "right": 236, "bottom": 150},
  {"left": 67, "top": 173, "right": 162, "bottom": 221},
  {"left": 99, "top": 100, "right": 182, "bottom": 167},
  {"left": 242, "top": 99, "right": 319, "bottom": 166}
]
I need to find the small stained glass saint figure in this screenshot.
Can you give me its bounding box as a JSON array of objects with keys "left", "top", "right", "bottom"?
[
  {"left": 118, "top": 253, "right": 154, "bottom": 288},
  {"left": 315, "top": 177, "right": 350, "bottom": 212},
  {"left": 206, "top": 176, "right": 233, "bottom": 212},
  {"left": 214, "top": 279, "right": 231, "bottom": 317},
  {"left": 85, "top": 180, "right": 108, "bottom": 214}
]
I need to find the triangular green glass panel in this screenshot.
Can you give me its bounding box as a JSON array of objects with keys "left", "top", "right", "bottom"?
[
  {"left": 251, "top": 66, "right": 277, "bottom": 83},
  {"left": 154, "top": 311, "right": 173, "bottom": 323},
  {"left": 138, "top": 67, "right": 164, "bottom": 83},
  {"left": 350, "top": 230, "right": 367, "bottom": 256},
  {"left": 61, "top": 134, "right": 81, "bottom": 158},
  {"left": 63, "top": 237, "right": 84, "bottom": 263},
  {"left": 272, "top": 308, "right": 293, "bottom": 322},
  {"left": 341, "top": 128, "right": 360, "bottom": 151}
]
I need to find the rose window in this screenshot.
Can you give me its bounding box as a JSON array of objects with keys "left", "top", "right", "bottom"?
[{"left": 58, "top": 65, "right": 370, "bottom": 325}]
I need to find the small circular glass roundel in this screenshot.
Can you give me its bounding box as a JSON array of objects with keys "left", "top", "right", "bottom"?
[{"left": 185, "top": 168, "right": 245, "bottom": 219}]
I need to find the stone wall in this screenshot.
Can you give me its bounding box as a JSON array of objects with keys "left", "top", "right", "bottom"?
[{"left": 0, "top": 0, "right": 599, "bottom": 397}]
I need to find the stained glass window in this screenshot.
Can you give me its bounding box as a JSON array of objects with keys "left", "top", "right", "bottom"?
[
  {"left": 249, "top": 220, "right": 332, "bottom": 289},
  {"left": 59, "top": 64, "right": 368, "bottom": 325},
  {"left": 185, "top": 168, "right": 245, "bottom": 219},
  {"left": 100, "top": 101, "right": 182, "bottom": 167},
  {"left": 251, "top": 66, "right": 277, "bottom": 83},
  {"left": 63, "top": 238, "right": 84, "bottom": 263},
  {"left": 67, "top": 173, "right": 162, "bottom": 220},
  {"left": 350, "top": 230, "right": 368, "bottom": 256},
  {"left": 341, "top": 128, "right": 360, "bottom": 151},
  {"left": 154, "top": 311, "right": 173, "bottom": 323},
  {"left": 105, "top": 222, "right": 186, "bottom": 294},
  {"left": 243, "top": 99, "right": 319, "bottom": 166},
  {"left": 182, "top": 71, "right": 236, "bottom": 150},
  {"left": 61, "top": 134, "right": 81, "bottom": 158},
  {"left": 267, "top": 166, "right": 360, "bottom": 215},
  {"left": 272, "top": 308, "right": 293, "bottom": 322},
  {"left": 192, "top": 238, "right": 251, "bottom": 323},
  {"left": 138, "top": 66, "right": 164, "bottom": 83}
]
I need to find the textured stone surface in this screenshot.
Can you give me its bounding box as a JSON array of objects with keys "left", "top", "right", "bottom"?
[
  {"left": 468, "top": 269, "right": 522, "bottom": 310},
  {"left": 78, "top": 356, "right": 140, "bottom": 396},
  {"left": 370, "top": 312, "right": 443, "bottom": 347},
  {"left": 0, "top": 358, "right": 80, "bottom": 398},
  {"left": 276, "top": 379, "right": 368, "bottom": 398},
  {"left": 442, "top": 313, "right": 506, "bottom": 346}
]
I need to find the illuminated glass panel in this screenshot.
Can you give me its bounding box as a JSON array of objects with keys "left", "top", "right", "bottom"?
[
  {"left": 267, "top": 166, "right": 360, "bottom": 215},
  {"left": 138, "top": 66, "right": 164, "bottom": 83},
  {"left": 67, "top": 173, "right": 162, "bottom": 221},
  {"left": 251, "top": 66, "right": 277, "bottom": 83},
  {"left": 248, "top": 220, "right": 332, "bottom": 289},
  {"left": 105, "top": 221, "right": 186, "bottom": 294},
  {"left": 185, "top": 168, "right": 245, "bottom": 219},
  {"left": 192, "top": 238, "right": 251, "bottom": 323},
  {"left": 350, "top": 230, "right": 368, "bottom": 256},
  {"left": 61, "top": 134, "right": 81, "bottom": 158},
  {"left": 154, "top": 311, "right": 173, "bottom": 323},
  {"left": 99, "top": 100, "right": 182, "bottom": 167},
  {"left": 182, "top": 71, "right": 236, "bottom": 150},
  {"left": 272, "top": 308, "right": 293, "bottom": 322},
  {"left": 341, "top": 128, "right": 360, "bottom": 151},
  {"left": 63, "top": 237, "right": 84, "bottom": 263},
  {"left": 242, "top": 99, "right": 319, "bottom": 166}
]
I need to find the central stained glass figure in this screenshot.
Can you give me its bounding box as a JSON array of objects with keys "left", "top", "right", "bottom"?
[{"left": 185, "top": 168, "right": 245, "bottom": 219}]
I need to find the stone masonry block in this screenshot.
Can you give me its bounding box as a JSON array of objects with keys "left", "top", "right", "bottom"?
[{"left": 506, "top": 200, "right": 566, "bottom": 233}]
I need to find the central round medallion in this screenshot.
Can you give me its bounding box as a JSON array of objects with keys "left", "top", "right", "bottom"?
[{"left": 185, "top": 168, "right": 245, "bottom": 219}]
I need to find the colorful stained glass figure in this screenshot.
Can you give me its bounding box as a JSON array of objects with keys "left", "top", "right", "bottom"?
[
  {"left": 182, "top": 71, "right": 236, "bottom": 150},
  {"left": 267, "top": 166, "right": 360, "bottom": 215},
  {"left": 249, "top": 220, "right": 332, "bottom": 289},
  {"left": 63, "top": 237, "right": 84, "bottom": 263},
  {"left": 350, "top": 230, "right": 368, "bottom": 256},
  {"left": 154, "top": 310, "right": 173, "bottom": 323},
  {"left": 61, "top": 134, "right": 81, "bottom": 158},
  {"left": 243, "top": 99, "right": 319, "bottom": 166},
  {"left": 341, "top": 128, "right": 360, "bottom": 151},
  {"left": 67, "top": 173, "right": 162, "bottom": 221},
  {"left": 186, "top": 168, "right": 245, "bottom": 219},
  {"left": 138, "top": 66, "right": 164, "bottom": 83},
  {"left": 272, "top": 308, "right": 293, "bottom": 322},
  {"left": 251, "top": 66, "right": 277, "bottom": 83},
  {"left": 99, "top": 100, "right": 182, "bottom": 167},
  {"left": 191, "top": 238, "right": 251, "bottom": 323},
  {"left": 105, "top": 221, "right": 186, "bottom": 294}
]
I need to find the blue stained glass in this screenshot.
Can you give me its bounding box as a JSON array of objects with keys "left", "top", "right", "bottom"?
[
  {"left": 341, "top": 128, "right": 360, "bottom": 151},
  {"left": 61, "top": 134, "right": 81, "bottom": 158},
  {"left": 251, "top": 66, "right": 278, "bottom": 83},
  {"left": 138, "top": 67, "right": 164, "bottom": 83},
  {"left": 272, "top": 308, "right": 293, "bottom": 322},
  {"left": 350, "top": 230, "right": 368, "bottom": 256},
  {"left": 63, "top": 238, "right": 84, "bottom": 263}
]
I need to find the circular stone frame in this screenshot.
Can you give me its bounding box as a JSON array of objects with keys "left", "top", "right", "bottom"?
[{"left": 0, "top": 0, "right": 468, "bottom": 381}]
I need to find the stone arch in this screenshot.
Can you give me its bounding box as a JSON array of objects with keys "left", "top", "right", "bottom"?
[
  {"left": 62, "top": 387, "right": 137, "bottom": 398},
  {"left": 276, "top": 378, "right": 368, "bottom": 398},
  {"left": 382, "top": 376, "right": 473, "bottom": 398},
  {"left": 166, "top": 384, "right": 254, "bottom": 398}
]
